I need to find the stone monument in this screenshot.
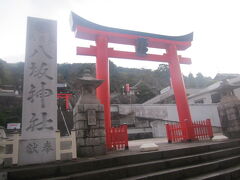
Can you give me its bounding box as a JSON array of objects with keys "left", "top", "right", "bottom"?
[
  {"left": 73, "top": 69, "right": 106, "bottom": 156},
  {"left": 19, "top": 17, "right": 57, "bottom": 165},
  {"left": 217, "top": 80, "right": 240, "bottom": 138}
]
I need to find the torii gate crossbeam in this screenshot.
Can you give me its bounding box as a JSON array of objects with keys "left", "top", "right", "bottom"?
[{"left": 71, "top": 12, "right": 195, "bottom": 148}]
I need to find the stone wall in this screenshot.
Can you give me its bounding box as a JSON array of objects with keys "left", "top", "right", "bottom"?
[
  {"left": 113, "top": 104, "right": 221, "bottom": 127},
  {"left": 111, "top": 104, "right": 222, "bottom": 138}
]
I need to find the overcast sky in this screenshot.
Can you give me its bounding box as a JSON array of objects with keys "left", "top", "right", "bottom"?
[{"left": 0, "top": 0, "right": 240, "bottom": 77}]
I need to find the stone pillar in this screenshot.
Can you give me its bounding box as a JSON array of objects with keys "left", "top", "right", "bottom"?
[
  {"left": 19, "top": 17, "right": 57, "bottom": 165},
  {"left": 217, "top": 80, "right": 240, "bottom": 138},
  {"left": 218, "top": 96, "right": 240, "bottom": 138},
  {"left": 73, "top": 70, "right": 106, "bottom": 156}
]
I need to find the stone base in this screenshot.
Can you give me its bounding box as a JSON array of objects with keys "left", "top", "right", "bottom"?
[
  {"left": 73, "top": 102, "right": 106, "bottom": 157},
  {"left": 18, "top": 138, "right": 56, "bottom": 165},
  {"left": 77, "top": 145, "right": 106, "bottom": 157}
]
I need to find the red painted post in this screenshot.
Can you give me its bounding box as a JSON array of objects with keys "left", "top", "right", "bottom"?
[
  {"left": 206, "top": 119, "right": 213, "bottom": 138},
  {"left": 95, "top": 35, "right": 112, "bottom": 149},
  {"left": 65, "top": 95, "right": 69, "bottom": 110},
  {"left": 181, "top": 121, "right": 187, "bottom": 140},
  {"left": 165, "top": 123, "right": 172, "bottom": 143},
  {"left": 167, "top": 45, "right": 194, "bottom": 141},
  {"left": 123, "top": 124, "right": 129, "bottom": 149}
]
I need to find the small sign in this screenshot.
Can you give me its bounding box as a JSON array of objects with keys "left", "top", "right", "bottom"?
[
  {"left": 87, "top": 110, "right": 96, "bottom": 125},
  {"left": 7, "top": 123, "right": 21, "bottom": 130},
  {"left": 160, "top": 86, "right": 171, "bottom": 94}
]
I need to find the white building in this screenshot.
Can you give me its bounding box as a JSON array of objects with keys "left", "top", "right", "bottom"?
[
  {"left": 144, "top": 75, "right": 240, "bottom": 105},
  {"left": 188, "top": 76, "right": 240, "bottom": 104}
]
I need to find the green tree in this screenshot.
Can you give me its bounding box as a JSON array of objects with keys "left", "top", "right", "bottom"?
[
  {"left": 184, "top": 73, "right": 196, "bottom": 88},
  {"left": 136, "top": 83, "right": 155, "bottom": 103},
  {"left": 153, "top": 64, "right": 170, "bottom": 90}
]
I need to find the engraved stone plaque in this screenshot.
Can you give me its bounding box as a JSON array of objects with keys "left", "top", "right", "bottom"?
[
  {"left": 19, "top": 138, "right": 56, "bottom": 165},
  {"left": 87, "top": 110, "right": 96, "bottom": 125}
]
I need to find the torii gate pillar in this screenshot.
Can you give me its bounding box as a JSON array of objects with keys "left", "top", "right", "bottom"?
[
  {"left": 95, "top": 36, "right": 112, "bottom": 148},
  {"left": 168, "top": 45, "right": 194, "bottom": 140}
]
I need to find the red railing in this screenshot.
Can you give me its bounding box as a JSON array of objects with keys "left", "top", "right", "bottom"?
[
  {"left": 166, "top": 119, "right": 213, "bottom": 143},
  {"left": 110, "top": 124, "right": 128, "bottom": 150},
  {"left": 193, "top": 119, "right": 213, "bottom": 140}
]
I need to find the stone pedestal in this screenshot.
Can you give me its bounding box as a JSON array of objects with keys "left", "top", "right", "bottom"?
[
  {"left": 218, "top": 96, "right": 240, "bottom": 138},
  {"left": 73, "top": 103, "right": 106, "bottom": 156}
]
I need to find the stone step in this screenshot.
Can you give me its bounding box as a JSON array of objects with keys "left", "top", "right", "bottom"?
[
  {"left": 121, "top": 155, "right": 240, "bottom": 180},
  {"left": 6, "top": 140, "right": 240, "bottom": 180},
  {"left": 43, "top": 147, "right": 240, "bottom": 180},
  {"left": 186, "top": 164, "right": 240, "bottom": 180}
]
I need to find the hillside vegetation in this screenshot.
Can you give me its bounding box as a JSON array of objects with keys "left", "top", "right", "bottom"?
[
  {"left": 0, "top": 58, "right": 215, "bottom": 127},
  {"left": 0, "top": 58, "right": 215, "bottom": 102}
]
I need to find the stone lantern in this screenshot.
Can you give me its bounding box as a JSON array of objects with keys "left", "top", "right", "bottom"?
[
  {"left": 216, "top": 79, "right": 240, "bottom": 138},
  {"left": 73, "top": 69, "right": 106, "bottom": 156}
]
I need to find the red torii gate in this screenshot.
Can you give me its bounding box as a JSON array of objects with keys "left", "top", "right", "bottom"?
[
  {"left": 57, "top": 93, "right": 72, "bottom": 110},
  {"left": 70, "top": 12, "right": 194, "bottom": 148}
]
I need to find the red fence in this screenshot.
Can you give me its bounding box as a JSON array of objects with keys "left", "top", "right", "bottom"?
[
  {"left": 166, "top": 119, "right": 213, "bottom": 143},
  {"left": 110, "top": 124, "right": 128, "bottom": 150}
]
